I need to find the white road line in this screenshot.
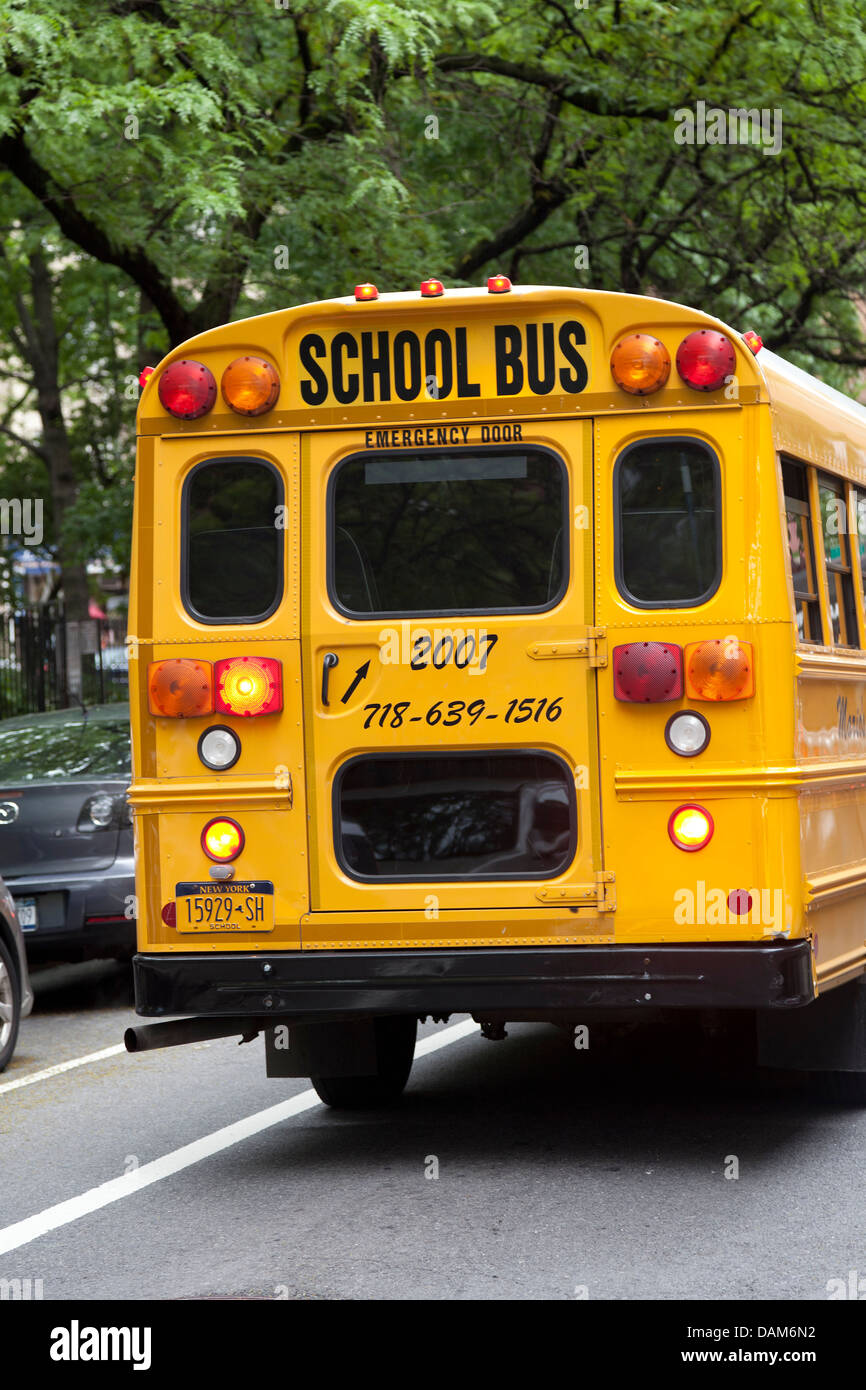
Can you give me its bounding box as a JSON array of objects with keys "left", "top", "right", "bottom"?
[
  {"left": 0, "top": 1017, "right": 478, "bottom": 1256},
  {"left": 0, "top": 1044, "right": 126, "bottom": 1095}
]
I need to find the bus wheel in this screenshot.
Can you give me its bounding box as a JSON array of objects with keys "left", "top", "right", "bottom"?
[{"left": 311, "top": 1016, "right": 417, "bottom": 1110}]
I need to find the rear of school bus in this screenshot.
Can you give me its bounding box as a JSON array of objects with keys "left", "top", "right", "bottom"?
[{"left": 126, "top": 282, "right": 824, "bottom": 1106}]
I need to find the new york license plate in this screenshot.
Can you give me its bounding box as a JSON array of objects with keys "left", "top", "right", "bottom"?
[
  {"left": 16, "top": 897, "right": 37, "bottom": 931},
  {"left": 175, "top": 881, "right": 274, "bottom": 933}
]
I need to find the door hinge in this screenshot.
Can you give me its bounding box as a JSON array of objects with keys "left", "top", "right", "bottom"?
[
  {"left": 527, "top": 626, "right": 607, "bottom": 667},
  {"left": 536, "top": 870, "right": 616, "bottom": 912}
]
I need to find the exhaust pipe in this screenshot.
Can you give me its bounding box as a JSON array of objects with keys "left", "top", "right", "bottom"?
[{"left": 124, "top": 1017, "right": 263, "bottom": 1053}]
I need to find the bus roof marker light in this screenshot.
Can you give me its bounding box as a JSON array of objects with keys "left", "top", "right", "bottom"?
[
  {"left": 354, "top": 283, "right": 378, "bottom": 301},
  {"left": 420, "top": 278, "right": 444, "bottom": 297},
  {"left": 487, "top": 275, "right": 512, "bottom": 294},
  {"left": 743, "top": 329, "right": 763, "bottom": 354},
  {"left": 139, "top": 367, "right": 154, "bottom": 389},
  {"left": 668, "top": 804, "right": 714, "bottom": 852},
  {"left": 157, "top": 359, "right": 217, "bottom": 419},
  {"left": 215, "top": 656, "right": 282, "bottom": 716},
  {"left": 676, "top": 330, "right": 736, "bottom": 392},
  {"left": 221, "top": 356, "right": 280, "bottom": 416},
  {"left": 610, "top": 334, "right": 670, "bottom": 395}
]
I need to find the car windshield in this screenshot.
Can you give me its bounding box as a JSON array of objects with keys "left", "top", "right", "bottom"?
[{"left": 0, "top": 713, "right": 131, "bottom": 781}]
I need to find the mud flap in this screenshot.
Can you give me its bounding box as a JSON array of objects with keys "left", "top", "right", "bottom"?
[{"left": 757, "top": 976, "right": 866, "bottom": 1072}]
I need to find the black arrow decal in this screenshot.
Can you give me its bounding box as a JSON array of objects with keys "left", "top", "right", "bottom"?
[{"left": 340, "top": 660, "right": 371, "bottom": 704}]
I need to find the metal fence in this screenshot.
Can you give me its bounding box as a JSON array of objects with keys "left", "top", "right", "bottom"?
[{"left": 0, "top": 607, "right": 128, "bottom": 720}]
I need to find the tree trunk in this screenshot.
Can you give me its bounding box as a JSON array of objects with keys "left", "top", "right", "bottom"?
[{"left": 24, "top": 251, "right": 90, "bottom": 619}]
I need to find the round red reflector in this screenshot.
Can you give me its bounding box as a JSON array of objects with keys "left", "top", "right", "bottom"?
[
  {"left": 201, "top": 817, "right": 244, "bottom": 862},
  {"left": 668, "top": 804, "right": 714, "bottom": 852},
  {"left": 613, "top": 642, "right": 683, "bottom": 702},
  {"left": 161, "top": 901, "right": 177, "bottom": 927},
  {"left": 727, "top": 890, "right": 753, "bottom": 917},
  {"left": 676, "top": 330, "right": 735, "bottom": 392},
  {"left": 158, "top": 360, "right": 217, "bottom": 419}
]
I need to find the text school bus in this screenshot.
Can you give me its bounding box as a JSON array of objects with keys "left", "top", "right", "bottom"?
[{"left": 126, "top": 279, "right": 866, "bottom": 1105}]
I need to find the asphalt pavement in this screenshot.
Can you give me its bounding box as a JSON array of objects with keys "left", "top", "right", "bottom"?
[{"left": 1, "top": 960, "right": 863, "bottom": 1301}]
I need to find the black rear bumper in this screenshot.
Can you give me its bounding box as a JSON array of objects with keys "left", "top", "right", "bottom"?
[{"left": 133, "top": 940, "right": 815, "bottom": 1021}]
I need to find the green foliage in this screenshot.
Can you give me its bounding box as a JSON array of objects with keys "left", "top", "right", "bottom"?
[{"left": 1, "top": 0, "right": 866, "bottom": 586}]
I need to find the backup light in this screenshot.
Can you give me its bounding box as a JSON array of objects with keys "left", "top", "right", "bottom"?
[
  {"left": 198, "top": 726, "right": 241, "bottom": 771},
  {"left": 665, "top": 710, "right": 711, "bottom": 757}
]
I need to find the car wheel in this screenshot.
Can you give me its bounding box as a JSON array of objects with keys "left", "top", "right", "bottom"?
[
  {"left": 311, "top": 1016, "right": 417, "bottom": 1110},
  {"left": 0, "top": 937, "right": 21, "bottom": 1073}
]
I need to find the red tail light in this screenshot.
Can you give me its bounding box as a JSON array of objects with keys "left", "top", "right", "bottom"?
[
  {"left": 613, "top": 642, "right": 683, "bottom": 702},
  {"left": 215, "top": 657, "right": 282, "bottom": 716},
  {"left": 157, "top": 360, "right": 217, "bottom": 419},
  {"left": 202, "top": 817, "right": 244, "bottom": 861},
  {"left": 676, "top": 330, "right": 735, "bottom": 392}
]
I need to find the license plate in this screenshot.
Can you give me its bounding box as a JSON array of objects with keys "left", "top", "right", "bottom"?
[
  {"left": 16, "top": 897, "right": 37, "bottom": 931},
  {"left": 175, "top": 881, "right": 274, "bottom": 933}
]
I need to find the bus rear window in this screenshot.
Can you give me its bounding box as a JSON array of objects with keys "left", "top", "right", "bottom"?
[
  {"left": 614, "top": 438, "right": 721, "bottom": 607},
  {"left": 183, "top": 457, "right": 283, "bottom": 623},
  {"left": 337, "top": 751, "right": 575, "bottom": 880},
  {"left": 330, "top": 448, "right": 566, "bottom": 615}
]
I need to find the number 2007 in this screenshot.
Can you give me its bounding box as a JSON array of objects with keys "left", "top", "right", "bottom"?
[{"left": 410, "top": 632, "right": 498, "bottom": 671}]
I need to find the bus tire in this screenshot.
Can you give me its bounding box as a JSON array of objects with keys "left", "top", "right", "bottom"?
[
  {"left": 0, "top": 936, "right": 22, "bottom": 1074},
  {"left": 311, "top": 1015, "right": 417, "bottom": 1109}
]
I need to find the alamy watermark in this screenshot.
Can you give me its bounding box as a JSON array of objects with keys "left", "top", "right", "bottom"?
[
  {"left": 0, "top": 498, "right": 42, "bottom": 546},
  {"left": 674, "top": 101, "right": 782, "bottom": 157},
  {"left": 674, "top": 882, "right": 784, "bottom": 931}
]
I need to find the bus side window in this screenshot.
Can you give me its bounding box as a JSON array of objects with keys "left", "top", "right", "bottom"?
[
  {"left": 781, "top": 459, "right": 823, "bottom": 645},
  {"left": 818, "top": 473, "right": 858, "bottom": 647},
  {"left": 851, "top": 489, "right": 866, "bottom": 644}
]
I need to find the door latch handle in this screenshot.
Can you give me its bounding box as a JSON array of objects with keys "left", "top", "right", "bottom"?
[{"left": 321, "top": 652, "right": 339, "bottom": 706}]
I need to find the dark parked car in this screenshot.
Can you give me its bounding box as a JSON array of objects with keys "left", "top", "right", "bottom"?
[
  {"left": 0, "top": 704, "right": 135, "bottom": 961},
  {"left": 0, "top": 873, "right": 34, "bottom": 1071}
]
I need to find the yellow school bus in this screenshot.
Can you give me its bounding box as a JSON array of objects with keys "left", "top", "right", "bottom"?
[{"left": 125, "top": 279, "right": 866, "bottom": 1105}]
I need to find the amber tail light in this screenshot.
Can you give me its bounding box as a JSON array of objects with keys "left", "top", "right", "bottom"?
[{"left": 684, "top": 640, "right": 754, "bottom": 701}]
